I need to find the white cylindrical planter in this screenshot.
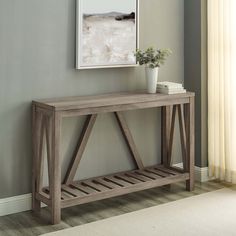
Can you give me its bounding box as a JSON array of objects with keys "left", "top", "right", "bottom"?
[{"left": 145, "top": 67, "right": 159, "bottom": 94}]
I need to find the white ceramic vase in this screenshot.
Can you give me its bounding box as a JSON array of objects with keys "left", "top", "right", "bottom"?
[{"left": 145, "top": 66, "right": 159, "bottom": 94}]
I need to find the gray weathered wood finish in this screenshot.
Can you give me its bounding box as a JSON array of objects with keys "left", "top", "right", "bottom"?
[
  {"left": 32, "top": 91, "right": 195, "bottom": 224},
  {"left": 64, "top": 114, "right": 97, "bottom": 185}
]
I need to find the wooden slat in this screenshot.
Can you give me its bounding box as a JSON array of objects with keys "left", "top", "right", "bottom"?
[
  {"left": 64, "top": 115, "right": 97, "bottom": 184},
  {"left": 135, "top": 170, "right": 157, "bottom": 180},
  {"left": 40, "top": 190, "right": 50, "bottom": 200},
  {"left": 105, "top": 176, "right": 131, "bottom": 187},
  {"left": 177, "top": 105, "right": 187, "bottom": 171},
  {"left": 82, "top": 180, "right": 109, "bottom": 192},
  {"left": 93, "top": 178, "right": 118, "bottom": 189},
  {"left": 35, "top": 192, "right": 51, "bottom": 207},
  {"left": 143, "top": 170, "right": 162, "bottom": 179},
  {"left": 71, "top": 183, "right": 96, "bottom": 194},
  {"left": 61, "top": 191, "right": 73, "bottom": 200},
  {"left": 62, "top": 164, "right": 172, "bottom": 187},
  {"left": 62, "top": 185, "right": 86, "bottom": 197},
  {"left": 154, "top": 166, "right": 178, "bottom": 175},
  {"left": 115, "top": 112, "right": 144, "bottom": 170},
  {"left": 126, "top": 172, "right": 151, "bottom": 182},
  {"left": 146, "top": 168, "right": 169, "bottom": 177},
  {"left": 115, "top": 174, "right": 140, "bottom": 184}
]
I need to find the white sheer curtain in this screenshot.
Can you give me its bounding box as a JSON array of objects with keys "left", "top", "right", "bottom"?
[{"left": 208, "top": 0, "right": 236, "bottom": 183}]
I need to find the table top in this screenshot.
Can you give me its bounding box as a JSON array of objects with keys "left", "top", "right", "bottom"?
[{"left": 33, "top": 91, "right": 194, "bottom": 112}]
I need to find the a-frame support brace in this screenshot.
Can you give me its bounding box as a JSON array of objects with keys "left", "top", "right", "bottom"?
[
  {"left": 162, "top": 104, "right": 191, "bottom": 173},
  {"left": 64, "top": 114, "right": 97, "bottom": 184},
  {"left": 64, "top": 112, "right": 144, "bottom": 185}
]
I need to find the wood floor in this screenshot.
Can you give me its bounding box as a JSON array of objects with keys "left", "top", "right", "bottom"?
[{"left": 0, "top": 181, "right": 231, "bottom": 236}]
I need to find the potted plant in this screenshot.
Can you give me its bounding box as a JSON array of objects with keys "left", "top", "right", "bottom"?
[{"left": 135, "top": 47, "right": 172, "bottom": 93}]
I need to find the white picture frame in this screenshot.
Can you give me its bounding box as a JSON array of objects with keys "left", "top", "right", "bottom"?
[{"left": 76, "top": 0, "right": 139, "bottom": 69}]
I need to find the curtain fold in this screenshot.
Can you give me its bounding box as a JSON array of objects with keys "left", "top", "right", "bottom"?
[{"left": 208, "top": 0, "right": 236, "bottom": 183}]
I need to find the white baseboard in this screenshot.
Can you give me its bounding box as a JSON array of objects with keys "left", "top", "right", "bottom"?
[
  {"left": 0, "top": 165, "right": 212, "bottom": 217},
  {"left": 173, "top": 163, "right": 213, "bottom": 182},
  {"left": 0, "top": 193, "right": 32, "bottom": 217},
  {"left": 195, "top": 166, "right": 213, "bottom": 182}
]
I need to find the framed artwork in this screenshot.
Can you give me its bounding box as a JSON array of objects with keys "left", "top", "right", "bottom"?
[{"left": 76, "top": 0, "right": 139, "bottom": 69}]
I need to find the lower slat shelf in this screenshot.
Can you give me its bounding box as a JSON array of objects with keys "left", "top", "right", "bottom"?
[{"left": 41, "top": 165, "right": 189, "bottom": 208}]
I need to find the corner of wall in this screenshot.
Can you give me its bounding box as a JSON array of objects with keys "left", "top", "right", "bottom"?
[{"left": 200, "top": 0, "right": 208, "bottom": 168}]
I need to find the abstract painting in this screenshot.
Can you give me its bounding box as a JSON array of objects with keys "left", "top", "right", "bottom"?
[{"left": 76, "top": 0, "right": 139, "bottom": 69}]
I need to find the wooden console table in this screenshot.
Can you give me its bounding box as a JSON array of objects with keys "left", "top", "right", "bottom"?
[{"left": 32, "top": 91, "right": 195, "bottom": 224}]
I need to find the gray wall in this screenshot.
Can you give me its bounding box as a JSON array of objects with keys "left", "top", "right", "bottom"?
[
  {"left": 0, "top": 0, "right": 184, "bottom": 198},
  {"left": 184, "top": 0, "right": 207, "bottom": 167}
]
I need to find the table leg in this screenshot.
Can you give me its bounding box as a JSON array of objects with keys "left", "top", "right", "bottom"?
[
  {"left": 161, "top": 106, "right": 172, "bottom": 190},
  {"left": 32, "top": 106, "right": 43, "bottom": 212},
  {"left": 50, "top": 112, "right": 61, "bottom": 224},
  {"left": 186, "top": 97, "right": 195, "bottom": 191},
  {"left": 161, "top": 106, "right": 171, "bottom": 167}
]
